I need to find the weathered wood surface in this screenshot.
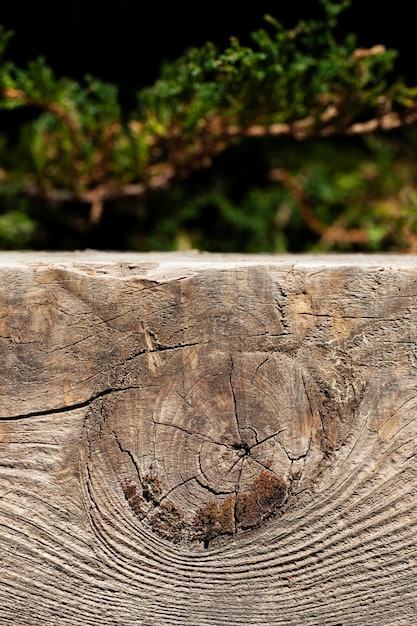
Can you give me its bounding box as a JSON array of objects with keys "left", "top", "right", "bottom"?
[{"left": 1, "top": 252, "right": 417, "bottom": 625}]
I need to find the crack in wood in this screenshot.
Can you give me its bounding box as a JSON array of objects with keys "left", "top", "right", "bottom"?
[
  {"left": 229, "top": 354, "right": 244, "bottom": 447},
  {"left": 0, "top": 387, "right": 119, "bottom": 421},
  {"left": 152, "top": 419, "right": 222, "bottom": 447},
  {"left": 194, "top": 476, "right": 234, "bottom": 497},
  {"left": 251, "top": 430, "right": 286, "bottom": 451}
]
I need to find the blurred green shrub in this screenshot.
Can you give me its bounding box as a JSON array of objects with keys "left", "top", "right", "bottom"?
[{"left": 1, "top": 0, "right": 417, "bottom": 251}]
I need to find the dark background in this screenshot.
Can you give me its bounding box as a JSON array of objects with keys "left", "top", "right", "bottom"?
[{"left": 1, "top": 2, "right": 415, "bottom": 99}]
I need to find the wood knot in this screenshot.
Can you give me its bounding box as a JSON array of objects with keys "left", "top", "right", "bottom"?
[{"left": 87, "top": 349, "right": 327, "bottom": 550}]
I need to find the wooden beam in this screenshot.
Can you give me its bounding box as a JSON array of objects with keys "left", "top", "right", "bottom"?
[{"left": 1, "top": 252, "right": 416, "bottom": 625}]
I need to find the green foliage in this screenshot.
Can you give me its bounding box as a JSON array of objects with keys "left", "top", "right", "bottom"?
[
  {"left": 0, "top": 209, "right": 34, "bottom": 248},
  {"left": 141, "top": 3, "right": 387, "bottom": 128},
  {"left": 134, "top": 134, "right": 417, "bottom": 253},
  {"left": 1, "top": 2, "right": 417, "bottom": 251},
  {"left": 0, "top": 186, "right": 35, "bottom": 248},
  {"left": 138, "top": 0, "right": 417, "bottom": 143}
]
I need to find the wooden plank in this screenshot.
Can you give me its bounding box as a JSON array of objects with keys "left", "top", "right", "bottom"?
[{"left": 1, "top": 252, "right": 417, "bottom": 625}]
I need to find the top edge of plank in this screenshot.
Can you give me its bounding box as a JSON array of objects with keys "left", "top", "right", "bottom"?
[
  {"left": 1, "top": 251, "right": 417, "bottom": 284},
  {"left": 0, "top": 250, "right": 416, "bottom": 267}
]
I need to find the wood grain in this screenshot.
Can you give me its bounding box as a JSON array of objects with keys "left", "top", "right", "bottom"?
[{"left": 1, "top": 252, "right": 417, "bottom": 625}]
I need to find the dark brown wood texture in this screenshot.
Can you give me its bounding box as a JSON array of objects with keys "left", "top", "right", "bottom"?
[{"left": 1, "top": 253, "right": 417, "bottom": 625}]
